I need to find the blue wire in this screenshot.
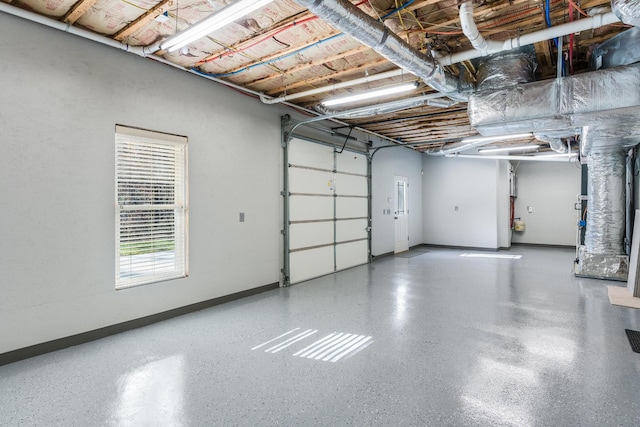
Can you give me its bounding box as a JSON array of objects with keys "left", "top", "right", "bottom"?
[
  {"left": 197, "top": 33, "right": 345, "bottom": 78},
  {"left": 544, "top": 0, "right": 564, "bottom": 75},
  {"left": 381, "top": 0, "right": 415, "bottom": 20},
  {"left": 197, "top": 0, "right": 416, "bottom": 78}
]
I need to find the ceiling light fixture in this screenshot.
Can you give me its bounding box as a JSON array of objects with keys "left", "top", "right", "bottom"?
[
  {"left": 478, "top": 144, "right": 540, "bottom": 154},
  {"left": 322, "top": 82, "right": 419, "bottom": 107},
  {"left": 461, "top": 133, "right": 534, "bottom": 144},
  {"left": 160, "top": 0, "right": 275, "bottom": 53}
]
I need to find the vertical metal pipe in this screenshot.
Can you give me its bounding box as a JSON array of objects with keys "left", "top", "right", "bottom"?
[
  {"left": 367, "top": 154, "right": 373, "bottom": 263},
  {"left": 333, "top": 149, "right": 338, "bottom": 273},
  {"left": 281, "top": 116, "right": 291, "bottom": 287}
]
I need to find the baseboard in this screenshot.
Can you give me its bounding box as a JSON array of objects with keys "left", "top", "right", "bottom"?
[
  {"left": 372, "top": 244, "right": 430, "bottom": 259},
  {"left": 0, "top": 282, "right": 279, "bottom": 367},
  {"left": 421, "top": 243, "right": 499, "bottom": 252},
  {"left": 511, "top": 242, "right": 575, "bottom": 249}
]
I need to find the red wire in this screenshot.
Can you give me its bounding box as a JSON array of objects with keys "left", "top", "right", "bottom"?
[
  {"left": 569, "top": 1, "right": 574, "bottom": 74},
  {"left": 197, "top": 0, "right": 370, "bottom": 65}
]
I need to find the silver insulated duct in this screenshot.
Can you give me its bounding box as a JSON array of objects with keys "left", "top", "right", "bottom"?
[
  {"left": 576, "top": 151, "right": 629, "bottom": 280},
  {"left": 613, "top": 0, "right": 640, "bottom": 26},
  {"left": 295, "top": 0, "right": 472, "bottom": 100}
]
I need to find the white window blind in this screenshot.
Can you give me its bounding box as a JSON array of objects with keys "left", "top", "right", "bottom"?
[{"left": 115, "top": 125, "right": 188, "bottom": 289}]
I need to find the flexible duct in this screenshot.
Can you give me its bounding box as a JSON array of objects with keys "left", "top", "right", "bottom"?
[
  {"left": 585, "top": 151, "right": 626, "bottom": 254},
  {"left": 476, "top": 50, "right": 537, "bottom": 91},
  {"left": 533, "top": 130, "right": 578, "bottom": 153},
  {"left": 294, "top": 0, "right": 472, "bottom": 100},
  {"left": 612, "top": 0, "right": 640, "bottom": 26}
]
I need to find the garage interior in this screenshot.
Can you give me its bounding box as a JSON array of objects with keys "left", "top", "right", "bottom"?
[{"left": 1, "top": 0, "right": 640, "bottom": 424}]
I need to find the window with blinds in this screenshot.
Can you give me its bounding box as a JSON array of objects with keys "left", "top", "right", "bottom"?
[{"left": 115, "top": 125, "right": 188, "bottom": 289}]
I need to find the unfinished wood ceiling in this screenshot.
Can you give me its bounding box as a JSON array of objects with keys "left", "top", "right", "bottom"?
[{"left": 4, "top": 0, "right": 630, "bottom": 150}]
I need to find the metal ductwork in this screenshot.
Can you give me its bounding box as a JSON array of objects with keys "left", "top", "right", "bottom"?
[
  {"left": 294, "top": 0, "right": 473, "bottom": 100},
  {"left": 475, "top": 49, "right": 537, "bottom": 92},
  {"left": 576, "top": 150, "right": 629, "bottom": 280},
  {"left": 468, "top": 62, "right": 640, "bottom": 152},
  {"left": 612, "top": 0, "right": 640, "bottom": 26}
]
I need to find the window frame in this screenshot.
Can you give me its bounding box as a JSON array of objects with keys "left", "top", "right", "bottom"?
[{"left": 115, "top": 125, "right": 189, "bottom": 289}]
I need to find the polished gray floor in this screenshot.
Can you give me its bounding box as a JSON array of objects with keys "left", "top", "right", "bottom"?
[{"left": 2, "top": 246, "right": 640, "bottom": 426}]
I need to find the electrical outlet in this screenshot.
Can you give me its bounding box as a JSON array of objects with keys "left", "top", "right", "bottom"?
[
  {"left": 527, "top": 206, "right": 533, "bottom": 213},
  {"left": 239, "top": 212, "right": 245, "bottom": 222},
  {"left": 454, "top": 206, "right": 459, "bottom": 211}
]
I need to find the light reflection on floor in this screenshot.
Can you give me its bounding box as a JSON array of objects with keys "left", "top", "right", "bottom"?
[{"left": 252, "top": 329, "right": 373, "bottom": 363}]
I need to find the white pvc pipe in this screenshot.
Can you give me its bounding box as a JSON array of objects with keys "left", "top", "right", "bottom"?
[
  {"left": 442, "top": 11, "right": 620, "bottom": 66},
  {"left": 445, "top": 153, "right": 578, "bottom": 162},
  {"left": 459, "top": 1, "right": 502, "bottom": 55},
  {"left": 0, "top": 2, "right": 156, "bottom": 56}
]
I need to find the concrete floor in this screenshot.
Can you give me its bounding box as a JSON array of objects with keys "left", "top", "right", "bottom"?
[{"left": 2, "top": 246, "right": 640, "bottom": 426}]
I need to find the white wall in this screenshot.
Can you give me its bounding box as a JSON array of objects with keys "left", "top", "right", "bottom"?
[
  {"left": 511, "top": 161, "right": 581, "bottom": 246},
  {"left": 0, "top": 15, "right": 282, "bottom": 353},
  {"left": 422, "top": 156, "right": 510, "bottom": 249},
  {"left": 371, "top": 146, "right": 423, "bottom": 255}
]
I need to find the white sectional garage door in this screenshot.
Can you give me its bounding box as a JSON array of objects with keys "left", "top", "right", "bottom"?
[{"left": 287, "top": 138, "right": 369, "bottom": 284}]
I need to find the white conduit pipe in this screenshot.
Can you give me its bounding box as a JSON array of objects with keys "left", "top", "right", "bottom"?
[
  {"left": 459, "top": 1, "right": 502, "bottom": 55},
  {"left": 0, "top": 2, "right": 155, "bottom": 56},
  {"left": 445, "top": 153, "right": 578, "bottom": 162},
  {"left": 442, "top": 11, "right": 620, "bottom": 66}
]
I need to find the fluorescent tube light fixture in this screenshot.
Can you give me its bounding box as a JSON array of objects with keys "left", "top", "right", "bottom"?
[
  {"left": 479, "top": 144, "right": 540, "bottom": 154},
  {"left": 160, "top": 0, "right": 275, "bottom": 53},
  {"left": 461, "top": 133, "right": 533, "bottom": 144},
  {"left": 322, "top": 82, "right": 419, "bottom": 107}
]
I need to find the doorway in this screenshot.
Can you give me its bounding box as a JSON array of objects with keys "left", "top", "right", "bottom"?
[{"left": 394, "top": 175, "right": 409, "bottom": 253}]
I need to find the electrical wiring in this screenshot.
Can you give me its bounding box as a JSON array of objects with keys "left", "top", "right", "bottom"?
[
  {"left": 197, "top": 0, "right": 376, "bottom": 66},
  {"left": 196, "top": 0, "right": 418, "bottom": 76},
  {"left": 413, "top": 2, "right": 553, "bottom": 36},
  {"left": 196, "top": 33, "right": 345, "bottom": 77}
]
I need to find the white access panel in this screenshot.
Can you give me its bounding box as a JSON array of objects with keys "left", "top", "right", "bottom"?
[{"left": 287, "top": 138, "right": 369, "bottom": 284}]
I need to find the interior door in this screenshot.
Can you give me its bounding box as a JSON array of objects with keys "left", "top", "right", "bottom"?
[{"left": 394, "top": 176, "right": 409, "bottom": 253}]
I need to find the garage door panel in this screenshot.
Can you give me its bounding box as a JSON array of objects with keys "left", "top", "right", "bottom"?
[
  {"left": 337, "top": 219, "right": 368, "bottom": 241},
  {"left": 288, "top": 138, "right": 369, "bottom": 285},
  {"left": 290, "top": 196, "right": 333, "bottom": 221},
  {"left": 290, "top": 247, "right": 334, "bottom": 284},
  {"left": 336, "top": 174, "right": 367, "bottom": 196},
  {"left": 289, "top": 138, "right": 334, "bottom": 170},
  {"left": 290, "top": 222, "right": 334, "bottom": 250},
  {"left": 336, "top": 151, "right": 367, "bottom": 175},
  {"left": 336, "top": 240, "right": 368, "bottom": 271},
  {"left": 289, "top": 168, "right": 334, "bottom": 194},
  {"left": 336, "top": 197, "right": 368, "bottom": 218}
]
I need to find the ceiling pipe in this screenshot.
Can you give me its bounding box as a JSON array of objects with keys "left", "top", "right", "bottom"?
[
  {"left": 440, "top": 11, "right": 620, "bottom": 66},
  {"left": 260, "top": 9, "right": 619, "bottom": 105},
  {"left": 294, "top": 0, "right": 472, "bottom": 100},
  {"left": 445, "top": 153, "right": 578, "bottom": 162},
  {"left": 0, "top": 2, "right": 157, "bottom": 56},
  {"left": 425, "top": 133, "right": 534, "bottom": 156},
  {"left": 459, "top": 1, "right": 502, "bottom": 56}
]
